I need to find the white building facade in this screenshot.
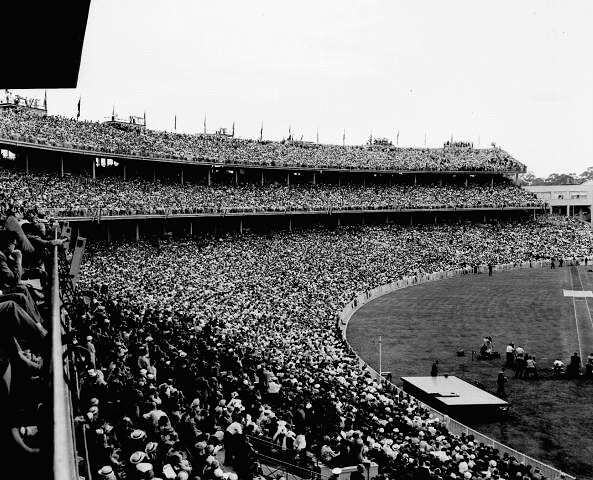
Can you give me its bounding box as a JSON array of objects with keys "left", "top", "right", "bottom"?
[{"left": 524, "top": 182, "right": 593, "bottom": 221}]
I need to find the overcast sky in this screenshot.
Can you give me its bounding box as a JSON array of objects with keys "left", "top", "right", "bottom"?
[{"left": 11, "top": 0, "right": 593, "bottom": 176}]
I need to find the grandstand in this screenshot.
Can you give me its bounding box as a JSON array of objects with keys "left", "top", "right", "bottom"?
[
  {"left": 0, "top": 109, "right": 541, "bottom": 243},
  {"left": 0, "top": 110, "right": 526, "bottom": 173},
  {"left": 1, "top": 108, "right": 586, "bottom": 480}
]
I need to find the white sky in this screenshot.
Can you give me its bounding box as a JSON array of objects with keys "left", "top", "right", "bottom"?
[{"left": 11, "top": 0, "right": 593, "bottom": 176}]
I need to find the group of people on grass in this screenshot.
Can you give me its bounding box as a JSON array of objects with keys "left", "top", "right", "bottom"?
[
  {"left": 504, "top": 344, "right": 538, "bottom": 379},
  {"left": 554, "top": 352, "right": 593, "bottom": 378}
]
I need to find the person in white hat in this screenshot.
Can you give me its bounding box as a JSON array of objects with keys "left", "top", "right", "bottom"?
[
  {"left": 135, "top": 462, "right": 153, "bottom": 480},
  {"left": 98, "top": 465, "right": 117, "bottom": 480}
]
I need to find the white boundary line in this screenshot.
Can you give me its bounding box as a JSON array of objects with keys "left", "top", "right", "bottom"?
[
  {"left": 567, "top": 267, "right": 584, "bottom": 362},
  {"left": 575, "top": 266, "right": 593, "bottom": 332}
]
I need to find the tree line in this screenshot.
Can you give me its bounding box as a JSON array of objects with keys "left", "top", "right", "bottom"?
[{"left": 521, "top": 167, "right": 593, "bottom": 186}]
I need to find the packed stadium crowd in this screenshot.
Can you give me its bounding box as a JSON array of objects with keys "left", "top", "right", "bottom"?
[
  {"left": 0, "top": 110, "right": 525, "bottom": 172},
  {"left": 68, "top": 217, "right": 591, "bottom": 480},
  {"left": 0, "top": 167, "right": 541, "bottom": 218}
]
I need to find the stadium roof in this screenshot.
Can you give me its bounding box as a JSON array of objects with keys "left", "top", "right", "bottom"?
[{"left": 1, "top": 1, "right": 91, "bottom": 88}]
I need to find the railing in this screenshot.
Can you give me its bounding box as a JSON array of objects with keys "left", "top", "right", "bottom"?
[
  {"left": 50, "top": 244, "right": 78, "bottom": 480},
  {"left": 338, "top": 257, "right": 586, "bottom": 480},
  {"left": 45, "top": 205, "right": 544, "bottom": 223},
  {"left": 247, "top": 434, "right": 329, "bottom": 480}
]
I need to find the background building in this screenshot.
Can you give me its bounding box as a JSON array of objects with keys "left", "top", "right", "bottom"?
[{"left": 524, "top": 182, "right": 593, "bottom": 221}]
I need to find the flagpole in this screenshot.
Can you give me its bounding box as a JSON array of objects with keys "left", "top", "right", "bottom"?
[{"left": 379, "top": 335, "right": 382, "bottom": 377}]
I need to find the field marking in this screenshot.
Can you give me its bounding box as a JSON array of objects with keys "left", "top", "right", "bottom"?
[
  {"left": 575, "top": 267, "right": 593, "bottom": 332},
  {"left": 568, "top": 267, "right": 584, "bottom": 360},
  {"left": 563, "top": 289, "right": 593, "bottom": 297}
]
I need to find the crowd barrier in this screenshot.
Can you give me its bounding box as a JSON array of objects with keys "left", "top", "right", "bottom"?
[
  {"left": 246, "top": 434, "right": 378, "bottom": 480},
  {"left": 338, "top": 257, "right": 590, "bottom": 480},
  {"left": 50, "top": 244, "right": 79, "bottom": 480},
  {"left": 45, "top": 204, "right": 543, "bottom": 223}
]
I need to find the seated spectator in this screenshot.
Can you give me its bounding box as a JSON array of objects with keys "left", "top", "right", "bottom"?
[{"left": 0, "top": 230, "right": 46, "bottom": 326}]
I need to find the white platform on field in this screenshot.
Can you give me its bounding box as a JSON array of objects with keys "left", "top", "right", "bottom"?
[
  {"left": 401, "top": 376, "right": 508, "bottom": 407},
  {"left": 563, "top": 289, "right": 593, "bottom": 298}
]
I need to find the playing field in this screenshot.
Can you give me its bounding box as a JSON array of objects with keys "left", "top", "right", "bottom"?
[{"left": 347, "top": 266, "right": 593, "bottom": 479}]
